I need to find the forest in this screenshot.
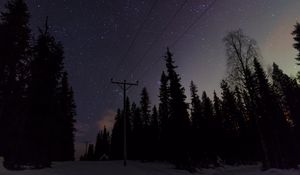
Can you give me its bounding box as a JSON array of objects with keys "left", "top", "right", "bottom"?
[
  {"left": 82, "top": 24, "right": 300, "bottom": 172},
  {"left": 0, "top": 0, "right": 76, "bottom": 170},
  {"left": 1, "top": 0, "right": 300, "bottom": 173}
]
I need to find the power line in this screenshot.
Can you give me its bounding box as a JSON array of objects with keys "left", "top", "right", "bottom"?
[
  {"left": 125, "top": 0, "right": 188, "bottom": 80},
  {"left": 111, "top": 0, "right": 159, "bottom": 79},
  {"left": 170, "top": 0, "right": 218, "bottom": 47},
  {"left": 134, "top": 0, "right": 218, "bottom": 83},
  {"left": 98, "top": 0, "right": 159, "bottom": 107}
]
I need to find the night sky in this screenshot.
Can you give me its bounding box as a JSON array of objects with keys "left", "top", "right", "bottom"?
[{"left": 0, "top": 0, "right": 299, "bottom": 158}]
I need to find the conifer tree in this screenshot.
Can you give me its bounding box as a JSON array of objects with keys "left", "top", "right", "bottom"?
[
  {"left": 292, "top": 23, "right": 300, "bottom": 67},
  {"left": 95, "top": 126, "right": 110, "bottom": 160},
  {"left": 164, "top": 48, "right": 190, "bottom": 168},
  {"left": 220, "top": 80, "right": 242, "bottom": 164},
  {"left": 130, "top": 102, "right": 142, "bottom": 160},
  {"left": 111, "top": 109, "right": 123, "bottom": 160},
  {"left": 149, "top": 106, "right": 159, "bottom": 161},
  {"left": 271, "top": 63, "right": 300, "bottom": 164},
  {"left": 28, "top": 19, "right": 65, "bottom": 167},
  {"left": 201, "top": 91, "right": 217, "bottom": 165},
  {"left": 0, "top": 0, "right": 32, "bottom": 168},
  {"left": 56, "top": 72, "right": 76, "bottom": 161},
  {"left": 140, "top": 87, "right": 151, "bottom": 160},
  {"left": 253, "top": 58, "right": 296, "bottom": 168},
  {"left": 189, "top": 81, "right": 202, "bottom": 162},
  {"left": 158, "top": 71, "right": 169, "bottom": 160}
]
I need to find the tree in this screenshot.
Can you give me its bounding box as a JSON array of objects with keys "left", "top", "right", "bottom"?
[
  {"left": 110, "top": 97, "right": 131, "bottom": 160},
  {"left": 189, "top": 81, "right": 202, "bottom": 162},
  {"left": 130, "top": 103, "right": 142, "bottom": 160},
  {"left": 140, "top": 87, "right": 151, "bottom": 127},
  {"left": 111, "top": 109, "right": 123, "bottom": 160},
  {"left": 201, "top": 91, "right": 217, "bottom": 165},
  {"left": 149, "top": 106, "right": 159, "bottom": 161},
  {"left": 140, "top": 87, "right": 151, "bottom": 160},
  {"left": 0, "top": 0, "right": 32, "bottom": 168},
  {"left": 292, "top": 22, "right": 300, "bottom": 66},
  {"left": 164, "top": 48, "right": 190, "bottom": 168},
  {"left": 253, "top": 58, "right": 296, "bottom": 168},
  {"left": 223, "top": 29, "right": 270, "bottom": 169},
  {"left": 56, "top": 72, "right": 76, "bottom": 161},
  {"left": 158, "top": 71, "right": 169, "bottom": 160},
  {"left": 190, "top": 81, "right": 202, "bottom": 129},
  {"left": 27, "top": 19, "right": 65, "bottom": 167},
  {"left": 220, "top": 80, "right": 242, "bottom": 164},
  {"left": 94, "top": 126, "right": 110, "bottom": 160}
]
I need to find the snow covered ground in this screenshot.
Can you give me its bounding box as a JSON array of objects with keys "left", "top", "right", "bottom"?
[{"left": 0, "top": 157, "right": 299, "bottom": 175}]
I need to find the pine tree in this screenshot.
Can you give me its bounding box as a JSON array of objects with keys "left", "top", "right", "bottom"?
[
  {"left": 253, "top": 58, "right": 296, "bottom": 168},
  {"left": 164, "top": 48, "right": 190, "bottom": 168},
  {"left": 0, "top": 0, "right": 32, "bottom": 168},
  {"left": 94, "top": 131, "right": 102, "bottom": 160},
  {"left": 201, "top": 91, "right": 217, "bottom": 165},
  {"left": 111, "top": 109, "right": 123, "bottom": 160},
  {"left": 189, "top": 81, "right": 202, "bottom": 162},
  {"left": 95, "top": 126, "right": 110, "bottom": 161},
  {"left": 56, "top": 72, "right": 76, "bottom": 161},
  {"left": 220, "top": 80, "right": 242, "bottom": 164},
  {"left": 292, "top": 22, "right": 300, "bottom": 66},
  {"left": 130, "top": 103, "right": 142, "bottom": 160},
  {"left": 140, "top": 87, "right": 151, "bottom": 160},
  {"left": 212, "top": 91, "right": 223, "bottom": 163},
  {"left": 271, "top": 63, "right": 300, "bottom": 164},
  {"left": 140, "top": 87, "right": 151, "bottom": 127},
  {"left": 27, "top": 19, "right": 65, "bottom": 167},
  {"left": 158, "top": 71, "right": 169, "bottom": 160},
  {"left": 149, "top": 106, "right": 159, "bottom": 161},
  {"left": 111, "top": 97, "right": 132, "bottom": 160},
  {"left": 190, "top": 81, "right": 202, "bottom": 129}
]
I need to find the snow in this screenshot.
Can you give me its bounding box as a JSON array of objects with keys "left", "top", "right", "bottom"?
[{"left": 0, "top": 157, "right": 299, "bottom": 175}]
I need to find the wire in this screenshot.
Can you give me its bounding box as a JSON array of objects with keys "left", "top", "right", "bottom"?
[
  {"left": 98, "top": 0, "right": 159, "bottom": 108},
  {"left": 125, "top": 0, "right": 188, "bottom": 80},
  {"left": 111, "top": 0, "right": 159, "bottom": 79},
  {"left": 135, "top": 0, "right": 218, "bottom": 83},
  {"left": 170, "top": 0, "right": 217, "bottom": 47}
]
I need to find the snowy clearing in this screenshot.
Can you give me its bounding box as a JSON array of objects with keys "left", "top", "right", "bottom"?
[{"left": 0, "top": 158, "right": 299, "bottom": 175}]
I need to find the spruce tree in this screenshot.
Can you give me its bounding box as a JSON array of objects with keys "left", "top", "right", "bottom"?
[
  {"left": 220, "top": 80, "right": 242, "bottom": 164},
  {"left": 140, "top": 87, "right": 151, "bottom": 160},
  {"left": 130, "top": 102, "right": 142, "bottom": 160},
  {"left": 292, "top": 22, "right": 300, "bottom": 67},
  {"left": 201, "top": 91, "right": 217, "bottom": 165},
  {"left": 95, "top": 126, "right": 110, "bottom": 160},
  {"left": 0, "top": 0, "right": 32, "bottom": 168},
  {"left": 189, "top": 81, "right": 202, "bottom": 162},
  {"left": 253, "top": 58, "right": 296, "bottom": 168},
  {"left": 56, "top": 72, "right": 76, "bottom": 161},
  {"left": 149, "top": 106, "right": 159, "bottom": 161},
  {"left": 158, "top": 71, "right": 169, "bottom": 160},
  {"left": 164, "top": 48, "right": 190, "bottom": 168},
  {"left": 111, "top": 109, "right": 123, "bottom": 160},
  {"left": 28, "top": 19, "right": 65, "bottom": 166}
]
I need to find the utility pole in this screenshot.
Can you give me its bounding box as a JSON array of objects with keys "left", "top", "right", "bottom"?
[{"left": 111, "top": 79, "right": 138, "bottom": 167}]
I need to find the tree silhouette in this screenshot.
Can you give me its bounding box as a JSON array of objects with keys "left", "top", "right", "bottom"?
[
  {"left": 0, "top": 0, "right": 31, "bottom": 169},
  {"left": 164, "top": 48, "right": 190, "bottom": 169}
]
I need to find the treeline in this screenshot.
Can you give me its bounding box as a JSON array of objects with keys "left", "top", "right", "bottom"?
[
  {"left": 91, "top": 26, "right": 300, "bottom": 171},
  {"left": 0, "top": 0, "right": 76, "bottom": 169}
]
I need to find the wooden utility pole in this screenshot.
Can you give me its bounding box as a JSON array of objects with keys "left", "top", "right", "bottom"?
[{"left": 111, "top": 79, "right": 138, "bottom": 166}]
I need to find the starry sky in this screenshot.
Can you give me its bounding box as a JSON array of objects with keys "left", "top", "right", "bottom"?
[{"left": 1, "top": 0, "right": 299, "bottom": 158}]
